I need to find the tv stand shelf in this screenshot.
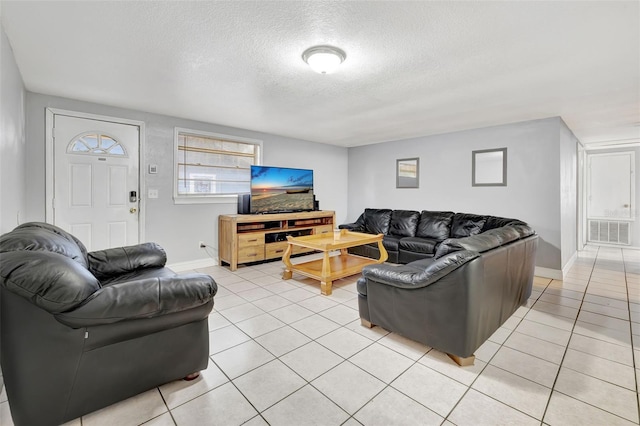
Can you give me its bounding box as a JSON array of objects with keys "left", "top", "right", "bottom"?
[{"left": 218, "top": 211, "right": 336, "bottom": 271}]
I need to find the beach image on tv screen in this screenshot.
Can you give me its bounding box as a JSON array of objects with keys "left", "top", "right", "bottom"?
[{"left": 251, "top": 166, "right": 314, "bottom": 213}]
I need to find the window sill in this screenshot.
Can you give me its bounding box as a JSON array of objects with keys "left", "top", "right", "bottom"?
[{"left": 173, "top": 195, "right": 238, "bottom": 205}]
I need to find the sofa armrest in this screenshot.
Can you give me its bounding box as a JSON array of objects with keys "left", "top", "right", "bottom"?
[
  {"left": 339, "top": 213, "right": 365, "bottom": 232},
  {"left": 361, "top": 251, "right": 479, "bottom": 289},
  {"left": 88, "top": 242, "right": 167, "bottom": 280},
  {"left": 0, "top": 251, "right": 101, "bottom": 314},
  {"left": 339, "top": 222, "right": 364, "bottom": 232},
  {"left": 54, "top": 273, "right": 217, "bottom": 328}
]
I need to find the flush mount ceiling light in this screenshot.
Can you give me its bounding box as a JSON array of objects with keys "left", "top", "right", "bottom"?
[{"left": 302, "top": 45, "right": 346, "bottom": 74}]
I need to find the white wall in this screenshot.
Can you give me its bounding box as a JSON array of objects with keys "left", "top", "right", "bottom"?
[
  {"left": 0, "top": 25, "right": 26, "bottom": 234},
  {"left": 347, "top": 117, "right": 565, "bottom": 271},
  {"left": 25, "top": 93, "right": 348, "bottom": 264},
  {"left": 559, "top": 120, "right": 578, "bottom": 269}
]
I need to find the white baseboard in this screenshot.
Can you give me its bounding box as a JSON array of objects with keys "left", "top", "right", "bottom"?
[
  {"left": 534, "top": 266, "right": 563, "bottom": 280},
  {"left": 167, "top": 258, "right": 218, "bottom": 272},
  {"left": 562, "top": 251, "right": 578, "bottom": 277}
]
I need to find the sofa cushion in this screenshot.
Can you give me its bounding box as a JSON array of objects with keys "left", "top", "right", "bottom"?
[
  {"left": 434, "top": 225, "right": 527, "bottom": 258},
  {"left": 416, "top": 211, "right": 454, "bottom": 240},
  {"left": 88, "top": 243, "right": 167, "bottom": 281},
  {"left": 389, "top": 210, "right": 420, "bottom": 237},
  {"left": 482, "top": 216, "right": 525, "bottom": 232},
  {"left": 399, "top": 237, "right": 440, "bottom": 255},
  {"left": 511, "top": 224, "right": 536, "bottom": 239},
  {"left": 364, "top": 208, "right": 392, "bottom": 235},
  {"left": 450, "top": 213, "right": 487, "bottom": 238},
  {"left": 381, "top": 234, "right": 403, "bottom": 252}
]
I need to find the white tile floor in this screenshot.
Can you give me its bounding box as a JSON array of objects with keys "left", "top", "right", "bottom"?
[{"left": 1, "top": 245, "right": 640, "bottom": 425}]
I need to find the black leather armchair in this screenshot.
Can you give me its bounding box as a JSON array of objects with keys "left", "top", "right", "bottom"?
[{"left": 0, "top": 222, "right": 217, "bottom": 426}]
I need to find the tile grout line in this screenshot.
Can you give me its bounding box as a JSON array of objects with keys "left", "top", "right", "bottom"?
[
  {"left": 154, "top": 386, "right": 178, "bottom": 426},
  {"left": 539, "top": 246, "right": 597, "bottom": 423},
  {"left": 217, "top": 274, "right": 455, "bottom": 425},
  {"left": 209, "top": 291, "right": 380, "bottom": 423},
  {"left": 621, "top": 248, "right": 640, "bottom": 423},
  {"left": 439, "top": 277, "right": 554, "bottom": 424},
  {"left": 539, "top": 247, "right": 640, "bottom": 423}
]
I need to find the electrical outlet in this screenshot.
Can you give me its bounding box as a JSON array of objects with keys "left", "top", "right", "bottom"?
[{"left": 199, "top": 241, "right": 206, "bottom": 248}]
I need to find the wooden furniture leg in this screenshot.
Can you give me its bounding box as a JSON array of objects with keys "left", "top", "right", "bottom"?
[
  {"left": 320, "top": 251, "right": 332, "bottom": 295},
  {"left": 281, "top": 243, "right": 293, "bottom": 280},
  {"left": 447, "top": 353, "right": 475, "bottom": 366},
  {"left": 376, "top": 238, "right": 389, "bottom": 263},
  {"left": 361, "top": 318, "right": 373, "bottom": 328}
]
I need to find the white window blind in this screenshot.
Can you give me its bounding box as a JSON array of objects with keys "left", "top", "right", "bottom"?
[{"left": 175, "top": 128, "right": 261, "bottom": 200}]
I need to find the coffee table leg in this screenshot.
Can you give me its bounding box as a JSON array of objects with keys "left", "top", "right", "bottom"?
[
  {"left": 320, "top": 251, "right": 332, "bottom": 295},
  {"left": 282, "top": 243, "right": 293, "bottom": 280},
  {"left": 321, "top": 280, "right": 333, "bottom": 296},
  {"left": 376, "top": 238, "right": 389, "bottom": 263}
]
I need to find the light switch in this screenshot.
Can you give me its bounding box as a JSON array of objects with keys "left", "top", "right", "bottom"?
[
  {"left": 149, "top": 164, "right": 158, "bottom": 174},
  {"left": 148, "top": 189, "right": 159, "bottom": 199}
]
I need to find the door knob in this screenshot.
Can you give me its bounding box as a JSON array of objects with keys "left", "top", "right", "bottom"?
[
  {"left": 624, "top": 204, "right": 630, "bottom": 208},
  {"left": 130, "top": 208, "right": 137, "bottom": 213}
]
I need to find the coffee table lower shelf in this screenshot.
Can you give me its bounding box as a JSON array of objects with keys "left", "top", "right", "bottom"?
[
  {"left": 282, "top": 230, "right": 387, "bottom": 296},
  {"left": 283, "top": 253, "right": 380, "bottom": 296}
]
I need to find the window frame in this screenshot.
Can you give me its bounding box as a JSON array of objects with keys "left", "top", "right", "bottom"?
[{"left": 173, "top": 127, "right": 262, "bottom": 204}]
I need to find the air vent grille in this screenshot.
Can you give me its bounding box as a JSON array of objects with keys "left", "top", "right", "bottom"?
[{"left": 588, "top": 220, "right": 631, "bottom": 245}]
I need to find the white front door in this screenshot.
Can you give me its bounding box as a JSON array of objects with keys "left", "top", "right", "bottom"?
[{"left": 53, "top": 114, "right": 140, "bottom": 251}]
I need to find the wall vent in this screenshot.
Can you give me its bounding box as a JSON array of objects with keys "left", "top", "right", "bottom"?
[{"left": 588, "top": 220, "right": 631, "bottom": 245}]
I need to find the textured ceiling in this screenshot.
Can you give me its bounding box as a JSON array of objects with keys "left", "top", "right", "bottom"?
[{"left": 1, "top": 1, "right": 639, "bottom": 147}]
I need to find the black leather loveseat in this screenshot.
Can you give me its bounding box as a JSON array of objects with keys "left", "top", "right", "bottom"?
[
  {"left": 0, "top": 222, "right": 217, "bottom": 426},
  {"left": 341, "top": 209, "right": 538, "bottom": 364}
]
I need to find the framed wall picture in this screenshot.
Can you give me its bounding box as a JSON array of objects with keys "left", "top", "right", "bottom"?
[
  {"left": 472, "top": 148, "right": 507, "bottom": 186},
  {"left": 396, "top": 158, "right": 419, "bottom": 188}
]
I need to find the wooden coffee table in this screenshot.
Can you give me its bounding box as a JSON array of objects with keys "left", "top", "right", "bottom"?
[{"left": 282, "top": 229, "right": 388, "bottom": 296}]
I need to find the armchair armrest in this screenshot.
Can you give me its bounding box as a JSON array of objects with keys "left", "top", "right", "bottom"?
[
  {"left": 362, "top": 250, "right": 478, "bottom": 289},
  {"left": 88, "top": 242, "right": 167, "bottom": 280},
  {"left": 54, "top": 273, "right": 217, "bottom": 328}
]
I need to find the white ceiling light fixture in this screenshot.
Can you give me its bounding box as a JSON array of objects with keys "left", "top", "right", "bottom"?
[{"left": 302, "top": 45, "right": 346, "bottom": 74}]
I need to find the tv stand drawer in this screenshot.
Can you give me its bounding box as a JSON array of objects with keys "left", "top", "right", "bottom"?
[
  {"left": 238, "top": 233, "right": 265, "bottom": 247},
  {"left": 238, "top": 246, "right": 265, "bottom": 263},
  {"left": 266, "top": 242, "right": 288, "bottom": 259},
  {"left": 315, "top": 225, "right": 333, "bottom": 235}
]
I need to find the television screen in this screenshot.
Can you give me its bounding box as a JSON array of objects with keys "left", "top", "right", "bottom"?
[{"left": 250, "top": 165, "right": 315, "bottom": 213}]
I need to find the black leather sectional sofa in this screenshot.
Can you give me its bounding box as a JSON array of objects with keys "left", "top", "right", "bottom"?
[
  {"left": 339, "top": 208, "right": 531, "bottom": 264},
  {"left": 341, "top": 208, "right": 538, "bottom": 363}
]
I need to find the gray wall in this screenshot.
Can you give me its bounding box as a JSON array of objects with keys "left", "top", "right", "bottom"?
[
  {"left": 559, "top": 120, "right": 578, "bottom": 267},
  {"left": 25, "top": 93, "right": 348, "bottom": 264},
  {"left": 0, "top": 25, "right": 26, "bottom": 234},
  {"left": 347, "top": 117, "right": 566, "bottom": 271}
]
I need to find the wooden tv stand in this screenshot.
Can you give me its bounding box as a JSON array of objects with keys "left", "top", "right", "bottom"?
[{"left": 218, "top": 211, "right": 336, "bottom": 271}]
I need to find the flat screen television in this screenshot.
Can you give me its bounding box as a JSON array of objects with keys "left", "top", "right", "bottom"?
[{"left": 250, "top": 165, "right": 315, "bottom": 214}]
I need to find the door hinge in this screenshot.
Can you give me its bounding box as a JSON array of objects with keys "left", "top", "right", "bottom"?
[
  {"left": 52, "top": 198, "right": 56, "bottom": 209},
  {"left": 52, "top": 127, "right": 56, "bottom": 138}
]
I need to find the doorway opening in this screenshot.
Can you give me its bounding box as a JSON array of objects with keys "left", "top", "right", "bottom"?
[{"left": 580, "top": 141, "right": 638, "bottom": 249}]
